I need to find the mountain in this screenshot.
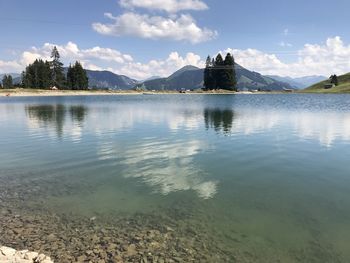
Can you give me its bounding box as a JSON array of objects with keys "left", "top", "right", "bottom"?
[
  {"left": 1, "top": 70, "right": 138, "bottom": 89},
  {"left": 143, "top": 76, "right": 162, "bottom": 82},
  {"left": 303, "top": 73, "right": 350, "bottom": 93},
  {"left": 85, "top": 70, "right": 138, "bottom": 90},
  {"left": 267, "top": 75, "right": 327, "bottom": 89},
  {"left": 136, "top": 64, "right": 293, "bottom": 91}
]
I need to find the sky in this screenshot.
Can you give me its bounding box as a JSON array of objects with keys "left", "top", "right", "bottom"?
[{"left": 1, "top": 0, "right": 350, "bottom": 80}]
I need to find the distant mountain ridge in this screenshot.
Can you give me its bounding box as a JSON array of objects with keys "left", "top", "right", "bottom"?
[
  {"left": 3, "top": 66, "right": 310, "bottom": 91},
  {"left": 85, "top": 70, "right": 138, "bottom": 90},
  {"left": 267, "top": 75, "right": 327, "bottom": 89},
  {"left": 1, "top": 71, "right": 138, "bottom": 90},
  {"left": 136, "top": 64, "right": 294, "bottom": 91}
]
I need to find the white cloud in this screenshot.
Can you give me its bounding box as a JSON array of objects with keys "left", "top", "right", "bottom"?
[
  {"left": 117, "top": 51, "right": 204, "bottom": 79},
  {"left": 120, "top": 0, "right": 208, "bottom": 13},
  {"left": 0, "top": 41, "right": 204, "bottom": 80},
  {"left": 2, "top": 36, "right": 350, "bottom": 80},
  {"left": 0, "top": 60, "right": 22, "bottom": 74},
  {"left": 92, "top": 12, "right": 216, "bottom": 44},
  {"left": 283, "top": 28, "right": 289, "bottom": 36},
  {"left": 227, "top": 36, "right": 350, "bottom": 77}
]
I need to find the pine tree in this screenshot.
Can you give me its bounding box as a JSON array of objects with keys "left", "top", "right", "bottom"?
[
  {"left": 204, "top": 56, "right": 215, "bottom": 90},
  {"left": 50, "top": 46, "right": 66, "bottom": 89},
  {"left": 67, "top": 64, "right": 75, "bottom": 90},
  {"left": 2, "top": 75, "right": 13, "bottom": 89},
  {"left": 23, "top": 59, "right": 52, "bottom": 89},
  {"left": 330, "top": 74, "right": 339, "bottom": 86},
  {"left": 67, "top": 61, "right": 89, "bottom": 90},
  {"left": 223, "top": 53, "right": 237, "bottom": 91},
  {"left": 214, "top": 54, "right": 225, "bottom": 90},
  {"left": 74, "top": 61, "right": 89, "bottom": 90}
]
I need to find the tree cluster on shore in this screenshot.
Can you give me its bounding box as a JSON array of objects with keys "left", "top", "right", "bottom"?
[
  {"left": 21, "top": 47, "right": 88, "bottom": 90},
  {"left": 203, "top": 53, "right": 237, "bottom": 91},
  {"left": 1, "top": 75, "right": 13, "bottom": 89},
  {"left": 329, "top": 74, "right": 339, "bottom": 86}
]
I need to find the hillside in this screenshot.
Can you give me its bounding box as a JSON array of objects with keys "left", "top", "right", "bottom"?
[
  {"left": 303, "top": 73, "right": 350, "bottom": 93},
  {"left": 136, "top": 64, "right": 293, "bottom": 91},
  {"left": 266, "top": 75, "right": 327, "bottom": 89},
  {"left": 1, "top": 71, "right": 138, "bottom": 90},
  {"left": 85, "top": 70, "right": 138, "bottom": 90}
]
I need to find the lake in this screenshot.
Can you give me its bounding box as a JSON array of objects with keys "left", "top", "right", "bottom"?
[{"left": 1, "top": 94, "right": 350, "bottom": 262}]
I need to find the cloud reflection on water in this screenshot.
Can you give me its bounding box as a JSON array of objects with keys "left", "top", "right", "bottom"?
[
  {"left": 98, "top": 139, "right": 218, "bottom": 200},
  {"left": 21, "top": 102, "right": 350, "bottom": 200}
]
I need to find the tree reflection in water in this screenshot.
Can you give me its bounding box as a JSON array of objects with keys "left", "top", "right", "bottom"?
[
  {"left": 204, "top": 108, "right": 235, "bottom": 135},
  {"left": 25, "top": 105, "right": 88, "bottom": 137}
]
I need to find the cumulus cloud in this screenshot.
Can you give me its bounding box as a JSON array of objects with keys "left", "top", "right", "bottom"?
[
  {"left": 2, "top": 36, "right": 350, "bottom": 79},
  {"left": 119, "top": 0, "right": 208, "bottom": 13},
  {"left": 117, "top": 51, "right": 204, "bottom": 79},
  {"left": 0, "top": 41, "right": 204, "bottom": 80},
  {"left": 227, "top": 36, "right": 350, "bottom": 77},
  {"left": 92, "top": 12, "right": 216, "bottom": 44},
  {"left": 0, "top": 60, "right": 22, "bottom": 74}
]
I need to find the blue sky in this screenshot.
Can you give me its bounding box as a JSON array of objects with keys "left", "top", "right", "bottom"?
[{"left": 1, "top": 0, "right": 350, "bottom": 79}]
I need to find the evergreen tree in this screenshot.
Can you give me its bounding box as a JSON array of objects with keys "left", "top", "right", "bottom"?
[
  {"left": 2, "top": 75, "right": 13, "bottom": 89},
  {"left": 223, "top": 53, "right": 237, "bottom": 91},
  {"left": 204, "top": 56, "right": 215, "bottom": 90},
  {"left": 214, "top": 54, "right": 225, "bottom": 89},
  {"left": 74, "top": 61, "right": 89, "bottom": 90},
  {"left": 67, "top": 61, "right": 89, "bottom": 90},
  {"left": 20, "top": 71, "right": 26, "bottom": 88},
  {"left": 330, "top": 74, "right": 339, "bottom": 86},
  {"left": 66, "top": 64, "right": 75, "bottom": 90},
  {"left": 50, "top": 46, "right": 66, "bottom": 88},
  {"left": 23, "top": 59, "right": 52, "bottom": 89},
  {"left": 203, "top": 53, "right": 238, "bottom": 91}
]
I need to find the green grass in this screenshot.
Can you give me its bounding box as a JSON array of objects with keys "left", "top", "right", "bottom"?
[{"left": 302, "top": 73, "right": 350, "bottom": 93}]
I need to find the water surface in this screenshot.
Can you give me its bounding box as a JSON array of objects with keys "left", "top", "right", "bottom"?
[{"left": 1, "top": 94, "right": 350, "bottom": 262}]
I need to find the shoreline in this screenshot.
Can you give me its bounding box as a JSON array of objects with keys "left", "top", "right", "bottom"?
[
  {"left": 3, "top": 88, "right": 349, "bottom": 98},
  {"left": 0, "top": 88, "right": 291, "bottom": 97}
]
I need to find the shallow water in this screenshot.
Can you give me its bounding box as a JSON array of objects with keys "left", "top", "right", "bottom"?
[{"left": 1, "top": 94, "right": 350, "bottom": 262}]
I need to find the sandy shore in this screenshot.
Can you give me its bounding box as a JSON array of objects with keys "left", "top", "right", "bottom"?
[{"left": 0, "top": 89, "right": 142, "bottom": 97}]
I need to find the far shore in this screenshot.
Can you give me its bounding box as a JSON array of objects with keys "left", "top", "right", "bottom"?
[{"left": 0, "top": 88, "right": 295, "bottom": 97}]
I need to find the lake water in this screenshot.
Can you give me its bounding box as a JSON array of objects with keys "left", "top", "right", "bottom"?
[{"left": 1, "top": 94, "right": 350, "bottom": 262}]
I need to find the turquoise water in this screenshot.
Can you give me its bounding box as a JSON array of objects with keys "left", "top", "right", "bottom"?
[{"left": 1, "top": 94, "right": 350, "bottom": 262}]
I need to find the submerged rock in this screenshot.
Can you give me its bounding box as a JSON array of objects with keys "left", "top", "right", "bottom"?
[{"left": 0, "top": 246, "right": 53, "bottom": 263}]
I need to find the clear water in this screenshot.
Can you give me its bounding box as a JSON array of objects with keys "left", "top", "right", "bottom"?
[{"left": 1, "top": 94, "right": 350, "bottom": 262}]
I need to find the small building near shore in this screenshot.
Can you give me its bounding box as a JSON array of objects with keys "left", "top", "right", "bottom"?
[{"left": 324, "top": 83, "right": 335, "bottom": 89}]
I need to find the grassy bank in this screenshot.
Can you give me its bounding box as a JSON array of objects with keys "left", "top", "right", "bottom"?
[{"left": 302, "top": 73, "right": 350, "bottom": 93}]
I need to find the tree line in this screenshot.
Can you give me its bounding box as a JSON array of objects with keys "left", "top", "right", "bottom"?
[
  {"left": 204, "top": 53, "right": 237, "bottom": 91},
  {"left": 1, "top": 47, "right": 89, "bottom": 90},
  {"left": 1, "top": 75, "right": 13, "bottom": 89}
]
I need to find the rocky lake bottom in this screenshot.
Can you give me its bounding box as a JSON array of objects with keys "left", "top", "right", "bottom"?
[{"left": 0, "top": 172, "right": 236, "bottom": 263}]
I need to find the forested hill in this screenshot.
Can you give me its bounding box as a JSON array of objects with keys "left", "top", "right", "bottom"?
[{"left": 136, "top": 64, "right": 293, "bottom": 91}]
